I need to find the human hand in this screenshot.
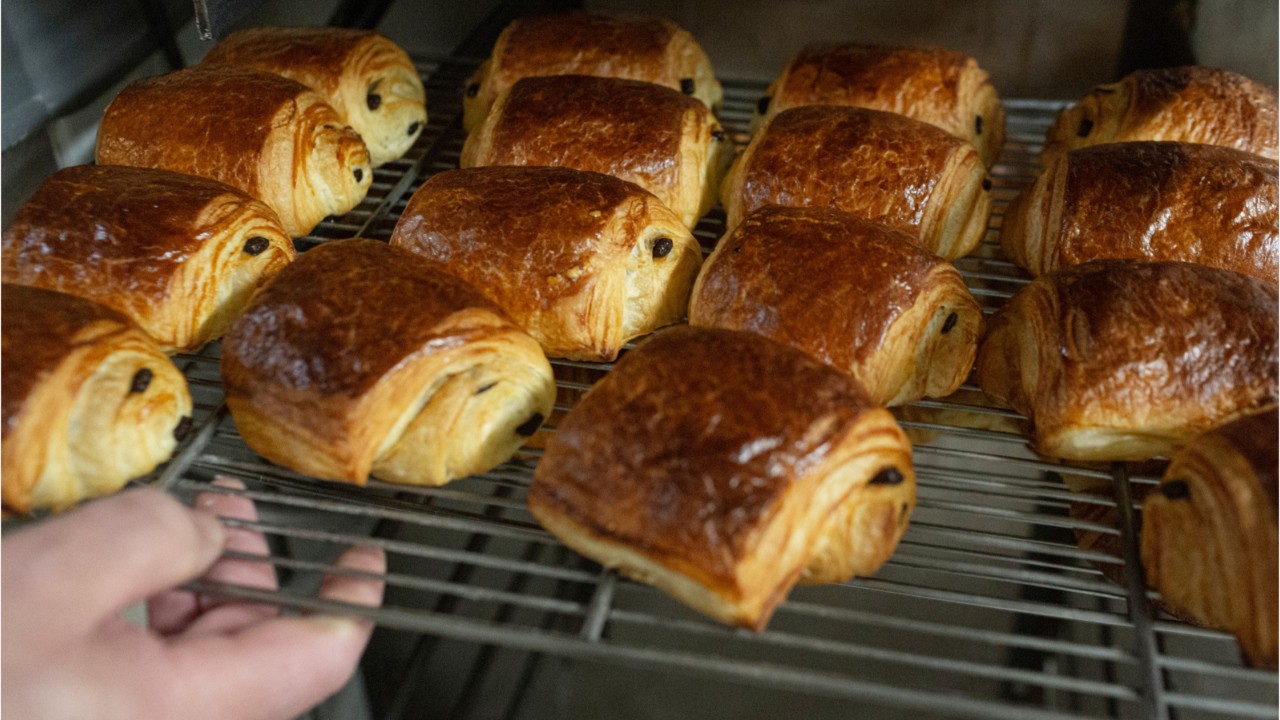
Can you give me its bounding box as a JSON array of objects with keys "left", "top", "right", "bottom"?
[{"left": 2, "top": 477, "right": 386, "bottom": 720}]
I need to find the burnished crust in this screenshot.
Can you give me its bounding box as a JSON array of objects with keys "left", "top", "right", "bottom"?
[
  {"left": 220, "top": 239, "right": 555, "bottom": 487},
  {"left": 1142, "top": 410, "right": 1278, "bottom": 669},
  {"left": 463, "top": 12, "right": 722, "bottom": 131},
  {"left": 528, "top": 326, "right": 914, "bottom": 630},
  {"left": 1003, "top": 142, "right": 1278, "bottom": 283},
  {"left": 96, "top": 66, "right": 372, "bottom": 237},
  {"left": 460, "top": 74, "right": 730, "bottom": 228},
  {"left": 754, "top": 43, "right": 1005, "bottom": 166},
  {"left": 1043, "top": 66, "right": 1279, "bottom": 164},
  {"left": 390, "top": 167, "right": 700, "bottom": 361},
  {"left": 721, "top": 106, "right": 991, "bottom": 259},
  {"left": 690, "top": 206, "right": 981, "bottom": 406},
  {"left": 975, "top": 260, "right": 1278, "bottom": 461},
  {"left": 2, "top": 165, "right": 295, "bottom": 353},
  {"left": 202, "top": 26, "right": 426, "bottom": 166},
  {"left": 1, "top": 285, "right": 192, "bottom": 513}
]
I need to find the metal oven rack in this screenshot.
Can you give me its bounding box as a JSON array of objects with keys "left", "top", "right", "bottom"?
[{"left": 153, "top": 57, "right": 1278, "bottom": 720}]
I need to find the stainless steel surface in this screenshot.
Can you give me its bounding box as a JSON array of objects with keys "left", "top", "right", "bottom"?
[{"left": 155, "top": 59, "right": 1279, "bottom": 719}]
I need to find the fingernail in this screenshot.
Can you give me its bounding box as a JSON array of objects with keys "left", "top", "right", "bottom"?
[
  {"left": 191, "top": 508, "right": 226, "bottom": 549},
  {"left": 211, "top": 475, "right": 247, "bottom": 491},
  {"left": 305, "top": 614, "right": 366, "bottom": 635}
]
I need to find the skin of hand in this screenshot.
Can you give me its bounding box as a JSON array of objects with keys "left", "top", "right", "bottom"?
[{"left": 2, "top": 477, "right": 386, "bottom": 720}]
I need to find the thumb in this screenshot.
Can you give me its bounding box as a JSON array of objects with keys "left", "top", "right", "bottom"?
[{"left": 3, "top": 487, "right": 225, "bottom": 635}]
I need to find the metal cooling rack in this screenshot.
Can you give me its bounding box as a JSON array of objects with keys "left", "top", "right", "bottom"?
[{"left": 154, "top": 59, "right": 1279, "bottom": 720}]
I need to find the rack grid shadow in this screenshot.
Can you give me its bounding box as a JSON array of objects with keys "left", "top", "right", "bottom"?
[{"left": 154, "top": 57, "right": 1279, "bottom": 720}]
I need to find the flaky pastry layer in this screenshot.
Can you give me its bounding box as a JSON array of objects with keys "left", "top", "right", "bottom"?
[
  {"left": 754, "top": 43, "right": 1005, "bottom": 167},
  {"left": 1002, "top": 142, "right": 1277, "bottom": 283},
  {"left": 1142, "top": 411, "right": 1278, "bottom": 669},
  {"left": 221, "top": 239, "right": 555, "bottom": 487},
  {"left": 2, "top": 165, "right": 295, "bottom": 353},
  {"left": 97, "top": 66, "right": 372, "bottom": 237},
  {"left": 1042, "top": 66, "right": 1278, "bottom": 164},
  {"left": 690, "top": 206, "right": 981, "bottom": 406},
  {"left": 391, "top": 166, "right": 700, "bottom": 360},
  {"left": 203, "top": 27, "right": 426, "bottom": 166},
  {"left": 721, "top": 105, "right": 991, "bottom": 259},
  {"left": 1, "top": 285, "right": 192, "bottom": 513},
  {"left": 529, "top": 326, "right": 913, "bottom": 630},
  {"left": 460, "top": 74, "right": 730, "bottom": 229},
  {"left": 463, "top": 12, "right": 722, "bottom": 131},
  {"left": 976, "top": 260, "right": 1278, "bottom": 461}
]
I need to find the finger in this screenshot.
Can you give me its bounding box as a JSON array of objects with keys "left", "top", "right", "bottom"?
[
  {"left": 3, "top": 488, "right": 223, "bottom": 635},
  {"left": 149, "top": 478, "right": 280, "bottom": 635},
  {"left": 162, "top": 544, "right": 386, "bottom": 720}
]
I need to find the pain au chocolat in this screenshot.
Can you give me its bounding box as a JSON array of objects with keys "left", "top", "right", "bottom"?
[
  {"left": 202, "top": 27, "right": 427, "bottom": 166},
  {"left": 1003, "top": 142, "right": 1278, "bottom": 283},
  {"left": 528, "top": 326, "right": 914, "bottom": 630},
  {"left": 390, "top": 166, "right": 701, "bottom": 361},
  {"left": 1142, "top": 410, "right": 1278, "bottom": 670},
  {"left": 463, "top": 12, "right": 722, "bottom": 131},
  {"left": 460, "top": 74, "right": 730, "bottom": 229},
  {"left": 2, "top": 165, "right": 295, "bottom": 353},
  {"left": 690, "top": 206, "right": 981, "bottom": 406},
  {"left": 96, "top": 65, "right": 371, "bottom": 237},
  {"left": 975, "top": 260, "right": 1278, "bottom": 462},
  {"left": 2, "top": 285, "right": 192, "bottom": 514},
  {"left": 753, "top": 43, "right": 1005, "bottom": 167},
  {"left": 1042, "top": 66, "right": 1278, "bottom": 164},
  {"left": 220, "top": 239, "right": 555, "bottom": 487},
  {"left": 721, "top": 105, "right": 992, "bottom": 259}
]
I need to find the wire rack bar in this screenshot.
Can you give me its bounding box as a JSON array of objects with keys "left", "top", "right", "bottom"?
[{"left": 182, "top": 580, "right": 1129, "bottom": 720}]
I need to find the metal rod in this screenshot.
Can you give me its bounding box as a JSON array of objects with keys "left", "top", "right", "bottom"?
[
  {"left": 189, "top": 580, "right": 1120, "bottom": 720},
  {"left": 579, "top": 570, "right": 617, "bottom": 642},
  {"left": 1110, "top": 462, "right": 1169, "bottom": 720}
]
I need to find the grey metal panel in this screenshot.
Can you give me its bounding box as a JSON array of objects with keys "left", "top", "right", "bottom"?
[{"left": 0, "top": 0, "right": 191, "bottom": 150}]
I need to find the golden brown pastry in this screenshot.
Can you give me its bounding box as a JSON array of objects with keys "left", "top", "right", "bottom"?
[
  {"left": 1141, "top": 410, "right": 1278, "bottom": 670},
  {"left": 201, "top": 26, "right": 426, "bottom": 166},
  {"left": 96, "top": 65, "right": 372, "bottom": 237},
  {"left": 721, "top": 105, "right": 992, "bottom": 259},
  {"left": 2, "top": 165, "right": 296, "bottom": 353},
  {"left": 753, "top": 43, "right": 1005, "bottom": 167},
  {"left": 460, "top": 74, "right": 730, "bottom": 229},
  {"left": 1003, "top": 142, "right": 1278, "bottom": 283},
  {"left": 220, "top": 239, "right": 555, "bottom": 487},
  {"left": 1042, "top": 66, "right": 1279, "bottom": 164},
  {"left": 689, "top": 206, "right": 981, "bottom": 406},
  {"left": 528, "top": 326, "right": 914, "bottom": 630},
  {"left": 1, "top": 285, "right": 193, "bottom": 514},
  {"left": 976, "top": 260, "right": 1278, "bottom": 462},
  {"left": 390, "top": 166, "right": 701, "bottom": 361},
  {"left": 463, "top": 12, "right": 722, "bottom": 132}
]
